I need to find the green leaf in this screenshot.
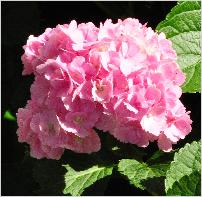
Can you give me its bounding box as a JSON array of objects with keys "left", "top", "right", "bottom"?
[
  {"left": 167, "top": 172, "right": 201, "bottom": 196},
  {"left": 63, "top": 164, "right": 113, "bottom": 196},
  {"left": 118, "top": 159, "right": 169, "bottom": 190},
  {"left": 181, "top": 60, "right": 201, "bottom": 93},
  {"left": 147, "top": 150, "right": 165, "bottom": 162},
  {"left": 156, "top": 1, "right": 201, "bottom": 93},
  {"left": 4, "top": 110, "right": 16, "bottom": 121},
  {"left": 165, "top": 140, "right": 201, "bottom": 195},
  {"left": 147, "top": 149, "right": 178, "bottom": 165}
]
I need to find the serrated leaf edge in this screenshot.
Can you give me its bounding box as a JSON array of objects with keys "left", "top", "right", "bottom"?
[
  {"left": 63, "top": 165, "right": 113, "bottom": 195},
  {"left": 165, "top": 141, "right": 201, "bottom": 193}
]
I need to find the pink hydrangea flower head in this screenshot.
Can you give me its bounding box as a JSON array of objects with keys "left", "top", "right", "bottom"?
[{"left": 17, "top": 18, "right": 192, "bottom": 159}]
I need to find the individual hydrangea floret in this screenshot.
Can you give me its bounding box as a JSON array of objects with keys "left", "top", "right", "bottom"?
[{"left": 17, "top": 18, "right": 192, "bottom": 159}]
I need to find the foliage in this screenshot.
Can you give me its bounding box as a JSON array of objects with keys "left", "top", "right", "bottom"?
[
  {"left": 63, "top": 164, "right": 113, "bottom": 196},
  {"left": 165, "top": 141, "right": 201, "bottom": 195},
  {"left": 156, "top": 1, "right": 201, "bottom": 93},
  {"left": 4, "top": 110, "right": 16, "bottom": 121},
  {"left": 118, "top": 159, "right": 169, "bottom": 190}
]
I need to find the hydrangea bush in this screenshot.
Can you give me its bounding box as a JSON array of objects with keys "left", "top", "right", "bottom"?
[{"left": 14, "top": 1, "right": 201, "bottom": 196}]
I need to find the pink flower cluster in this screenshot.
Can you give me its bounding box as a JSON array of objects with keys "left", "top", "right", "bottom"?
[{"left": 17, "top": 18, "right": 192, "bottom": 160}]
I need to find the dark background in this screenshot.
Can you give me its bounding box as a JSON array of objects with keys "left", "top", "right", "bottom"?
[{"left": 2, "top": 1, "right": 201, "bottom": 196}]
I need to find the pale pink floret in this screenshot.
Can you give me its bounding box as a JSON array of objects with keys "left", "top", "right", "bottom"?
[
  {"left": 29, "top": 135, "right": 64, "bottom": 160},
  {"left": 157, "top": 133, "right": 173, "bottom": 152},
  {"left": 22, "top": 28, "right": 52, "bottom": 75},
  {"left": 111, "top": 121, "right": 150, "bottom": 147},
  {"left": 17, "top": 18, "right": 192, "bottom": 159},
  {"left": 58, "top": 98, "right": 102, "bottom": 137},
  {"left": 17, "top": 108, "right": 33, "bottom": 143},
  {"left": 92, "top": 76, "right": 113, "bottom": 103},
  {"left": 57, "top": 111, "right": 98, "bottom": 137},
  {"left": 62, "top": 129, "right": 101, "bottom": 153},
  {"left": 141, "top": 114, "right": 167, "bottom": 136}
]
